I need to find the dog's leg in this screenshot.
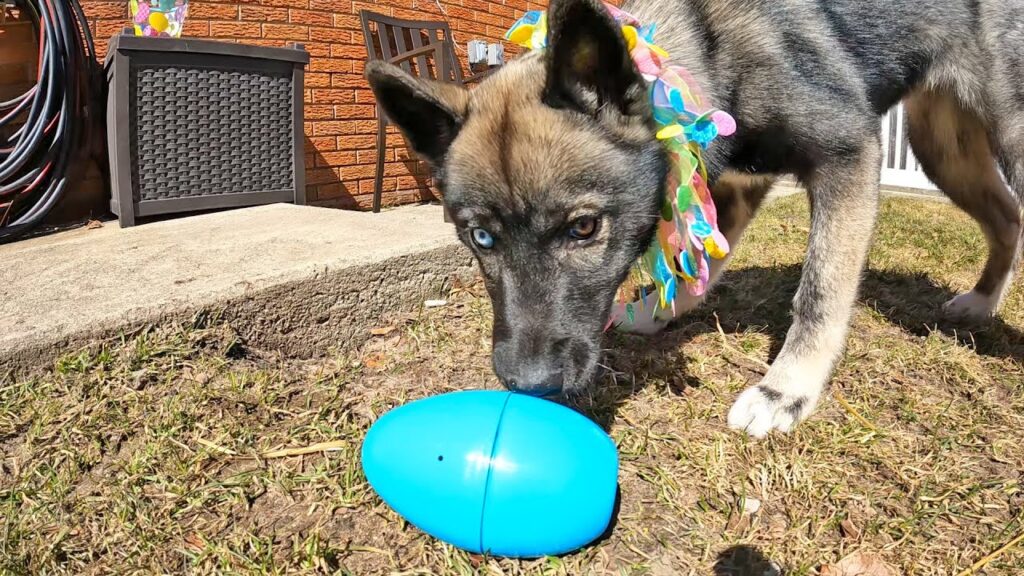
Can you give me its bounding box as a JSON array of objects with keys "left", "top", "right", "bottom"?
[
  {"left": 613, "top": 172, "right": 774, "bottom": 334},
  {"left": 998, "top": 116, "right": 1024, "bottom": 207},
  {"left": 992, "top": 107, "right": 1024, "bottom": 293},
  {"left": 904, "top": 88, "right": 1023, "bottom": 320},
  {"left": 727, "top": 141, "right": 880, "bottom": 437}
]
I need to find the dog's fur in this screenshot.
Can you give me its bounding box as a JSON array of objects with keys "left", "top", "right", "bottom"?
[{"left": 366, "top": 0, "right": 1024, "bottom": 436}]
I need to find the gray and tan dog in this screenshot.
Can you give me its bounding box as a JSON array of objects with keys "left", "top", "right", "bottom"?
[{"left": 366, "top": 0, "right": 1024, "bottom": 437}]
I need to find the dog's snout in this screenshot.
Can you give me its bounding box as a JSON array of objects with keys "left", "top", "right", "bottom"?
[
  {"left": 504, "top": 371, "right": 564, "bottom": 397},
  {"left": 493, "top": 341, "right": 565, "bottom": 396}
]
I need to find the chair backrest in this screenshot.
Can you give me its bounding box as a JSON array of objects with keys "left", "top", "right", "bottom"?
[{"left": 359, "top": 10, "right": 464, "bottom": 85}]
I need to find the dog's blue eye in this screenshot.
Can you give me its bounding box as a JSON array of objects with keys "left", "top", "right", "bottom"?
[{"left": 471, "top": 228, "right": 494, "bottom": 249}]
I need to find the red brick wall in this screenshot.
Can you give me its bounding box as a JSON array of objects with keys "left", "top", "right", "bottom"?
[{"left": 80, "top": 0, "right": 544, "bottom": 210}]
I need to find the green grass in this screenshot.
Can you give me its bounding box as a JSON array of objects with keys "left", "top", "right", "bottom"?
[{"left": 2, "top": 196, "right": 1023, "bottom": 575}]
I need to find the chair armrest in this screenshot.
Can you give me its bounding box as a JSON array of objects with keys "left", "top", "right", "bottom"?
[
  {"left": 462, "top": 67, "right": 498, "bottom": 85},
  {"left": 387, "top": 42, "right": 445, "bottom": 66}
]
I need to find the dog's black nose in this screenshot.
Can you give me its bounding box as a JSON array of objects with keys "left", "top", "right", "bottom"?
[
  {"left": 504, "top": 375, "right": 563, "bottom": 397},
  {"left": 493, "top": 345, "right": 564, "bottom": 397}
]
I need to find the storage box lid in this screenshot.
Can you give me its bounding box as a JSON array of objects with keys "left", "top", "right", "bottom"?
[{"left": 105, "top": 31, "right": 310, "bottom": 67}]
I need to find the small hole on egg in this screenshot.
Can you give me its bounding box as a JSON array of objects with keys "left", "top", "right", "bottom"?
[{"left": 437, "top": 455, "right": 444, "bottom": 462}]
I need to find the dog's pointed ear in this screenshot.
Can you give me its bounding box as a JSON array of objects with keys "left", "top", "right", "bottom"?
[
  {"left": 543, "top": 0, "right": 647, "bottom": 117},
  {"left": 365, "top": 61, "right": 470, "bottom": 169}
]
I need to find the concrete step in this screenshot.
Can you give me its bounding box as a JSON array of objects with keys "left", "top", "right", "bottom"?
[{"left": 1, "top": 203, "right": 472, "bottom": 375}]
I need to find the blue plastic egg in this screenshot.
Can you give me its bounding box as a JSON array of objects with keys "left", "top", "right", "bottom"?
[{"left": 360, "top": 390, "right": 618, "bottom": 558}]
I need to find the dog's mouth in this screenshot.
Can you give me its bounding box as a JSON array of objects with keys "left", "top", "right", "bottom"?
[
  {"left": 492, "top": 332, "right": 604, "bottom": 399},
  {"left": 511, "top": 385, "right": 564, "bottom": 398},
  {"left": 502, "top": 377, "right": 594, "bottom": 401}
]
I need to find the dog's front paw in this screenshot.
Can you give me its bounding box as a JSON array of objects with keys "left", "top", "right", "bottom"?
[
  {"left": 615, "top": 316, "right": 669, "bottom": 335},
  {"left": 942, "top": 290, "right": 997, "bottom": 321},
  {"left": 609, "top": 297, "right": 672, "bottom": 335},
  {"left": 727, "top": 385, "right": 817, "bottom": 438}
]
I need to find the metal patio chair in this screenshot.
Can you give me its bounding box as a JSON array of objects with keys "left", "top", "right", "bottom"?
[{"left": 359, "top": 10, "right": 494, "bottom": 212}]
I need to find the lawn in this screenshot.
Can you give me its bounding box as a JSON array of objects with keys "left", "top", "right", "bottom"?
[{"left": 2, "top": 195, "right": 1023, "bottom": 575}]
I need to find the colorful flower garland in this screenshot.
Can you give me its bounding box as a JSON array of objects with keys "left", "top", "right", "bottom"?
[
  {"left": 130, "top": 0, "right": 188, "bottom": 38},
  {"left": 506, "top": 3, "right": 736, "bottom": 331}
]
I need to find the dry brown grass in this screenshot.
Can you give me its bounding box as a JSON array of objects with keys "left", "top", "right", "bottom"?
[{"left": 2, "top": 196, "right": 1023, "bottom": 575}]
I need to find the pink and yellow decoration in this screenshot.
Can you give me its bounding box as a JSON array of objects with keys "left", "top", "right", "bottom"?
[
  {"left": 506, "top": 3, "right": 737, "bottom": 331},
  {"left": 130, "top": 0, "right": 188, "bottom": 38}
]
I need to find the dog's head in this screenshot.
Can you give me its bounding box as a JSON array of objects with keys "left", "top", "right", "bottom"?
[{"left": 367, "top": 0, "right": 667, "bottom": 395}]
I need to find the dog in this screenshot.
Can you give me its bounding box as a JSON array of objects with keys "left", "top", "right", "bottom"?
[{"left": 366, "top": 0, "right": 1024, "bottom": 437}]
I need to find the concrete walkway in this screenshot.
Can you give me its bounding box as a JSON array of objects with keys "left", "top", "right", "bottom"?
[{"left": 1, "top": 203, "right": 472, "bottom": 374}]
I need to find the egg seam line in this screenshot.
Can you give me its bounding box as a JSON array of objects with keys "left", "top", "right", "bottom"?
[{"left": 477, "top": 391, "right": 514, "bottom": 554}]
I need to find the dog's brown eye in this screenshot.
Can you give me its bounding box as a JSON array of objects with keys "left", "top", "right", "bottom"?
[{"left": 568, "top": 216, "right": 599, "bottom": 241}]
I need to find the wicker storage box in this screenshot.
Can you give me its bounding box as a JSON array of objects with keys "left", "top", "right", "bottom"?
[{"left": 105, "top": 33, "right": 309, "bottom": 227}]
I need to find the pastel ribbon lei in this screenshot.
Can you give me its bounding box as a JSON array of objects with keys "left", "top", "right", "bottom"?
[{"left": 506, "top": 4, "right": 737, "bottom": 330}]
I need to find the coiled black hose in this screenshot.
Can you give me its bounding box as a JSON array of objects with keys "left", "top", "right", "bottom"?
[{"left": 0, "top": 0, "right": 98, "bottom": 243}]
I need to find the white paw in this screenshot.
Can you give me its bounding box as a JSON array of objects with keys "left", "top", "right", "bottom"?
[
  {"left": 609, "top": 294, "right": 673, "bottom": 335},
  {"left": 727, "top": 385, "right": 816, "bottom": 438},
  {"left": 618, "top": 317, "right": 669, "bottom": 335},
  {"left": 942, "top": 290, "right": 996, "bottom": 321}
]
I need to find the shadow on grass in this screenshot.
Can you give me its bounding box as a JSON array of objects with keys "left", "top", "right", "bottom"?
[
  {"left": 589, "top": 485, "right": 623, "bottom": 547},
  {"left": 577, "top": 264, "right": 1024, "bottom": 429},
  {"left": 713, "top": 544, "right": 781, "bottom": 576}
]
